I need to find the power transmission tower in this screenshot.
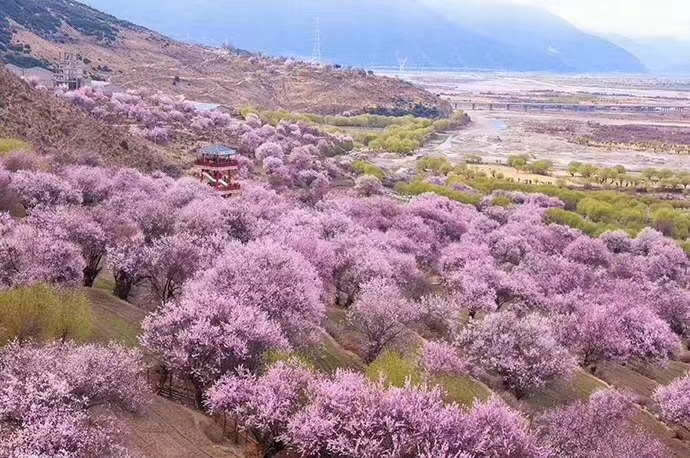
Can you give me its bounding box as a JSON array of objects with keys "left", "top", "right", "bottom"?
[
  {"left": 312, "top": 17, "right": 322, "bottom": 64},
  {"left": 397, "top": 56, "right": 408, "bottom": 72}
]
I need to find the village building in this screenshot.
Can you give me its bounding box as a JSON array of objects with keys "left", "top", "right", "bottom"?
[{"left": 53, "top": 53, "right": 89, "bottom": 90}]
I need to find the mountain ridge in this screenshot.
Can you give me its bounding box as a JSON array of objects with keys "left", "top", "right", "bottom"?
[
  {"left": 84, "top": 0, "right": 646, "bottom": 73},
  {"left": 0, "top": 0, "right": 451, "bottom": 117}
]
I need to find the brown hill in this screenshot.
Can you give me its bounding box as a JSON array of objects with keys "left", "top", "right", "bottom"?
[
  {"left": 1, "top": 1, "right": 451, "bottom": 117},
  {"left": 0, "top": 69, "right": 169, "bottom": 170}
]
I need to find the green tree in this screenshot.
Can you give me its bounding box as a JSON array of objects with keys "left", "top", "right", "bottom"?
[
  {"left": 613, "top": 173, "right": 634, "bottom": 188},
  {"left": 614, "top": 206, "right": 648, "bottom": 229},
  {"left": 528, "top": 160, "right": 553, "bottom": 176},
  {"left": 577, "top": 198, "right": 615, "bottom": 223},
  {"left": 659, "top": 169, "right": 674, "bottom": 181},
  {"left": 580, "top": 164, "right": 598, "bottom": 179},
  {"left": 507, "top": 154, "right": 530, "bottom": 170},
  {"left": 544, "top": 209, "right": 601, "bottom": 236},
  {"left": 465, "top": 154, "right": 483, "bottom": 165},
  {"left": 642, "top": 168, "right": 660, "bottom": 184},
  {"left": 651, "top": 207, "right": 690, "bottom": 239},
  {"left": 567, "top": 161, "right": 583, "bottom": 177},
  {"left": 677, "top": 172, "right": 690, "bottom": 190},
  {"left": 592, "top": 168, "right": 616, "bottom": 185},
  {"left": 417, "top": 157, "right": 454, "bottom": 175}
]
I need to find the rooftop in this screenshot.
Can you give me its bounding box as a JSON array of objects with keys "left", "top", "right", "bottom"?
[
  {"left": 199, "top": 144, "right": 239, "bottom": 157},
  {"left": 187, "top": 101, "right": 221, "bottom": 112},
  {"left": 5, "top": 64, "right": 54, "bottom": 79}
]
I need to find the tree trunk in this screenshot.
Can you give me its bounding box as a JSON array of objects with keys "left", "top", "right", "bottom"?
[
  {"left": 113, "top": 273, "right": 134, "bottom": 301},
  {"left": 190, "top": 376, "right": 209, "bottom": 410},
  {"left": 83, "top": 266, "right": 102, "bottom": 288},
  {"left": 364, "top": 343, "right": 382, "bottom": 364},
  {"left": 194, "top": 387, "right": 205, "bottom": 410}
]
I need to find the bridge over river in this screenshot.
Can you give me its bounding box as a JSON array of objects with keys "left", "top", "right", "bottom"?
[{"left": 453, "top": 101, "right": 690, "bottom": 115}]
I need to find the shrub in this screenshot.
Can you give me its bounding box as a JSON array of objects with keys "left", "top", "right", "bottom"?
[
  {"left": 396, "top": 181, "right": 481, "bottom": 207},
  {"left": 366, "top": 117, "right": 457, "bottom": 155},
  {"left": 351, "top": 161, "right": 385, "bottom": 179},
  {"left": 0, "top": 284, "right": 93, "bottom": 345},
  {"left": 0, "top": 138, "right": 30, "bottom": 157},
  {"left": 416, "top": 157, "right": 454, "bottom": 175},
  {"left": 465, "top": 154, "right": 483, "bottom": 165},
  {"left": 366, "top": 352, "right": 423, "bottom": 387}
]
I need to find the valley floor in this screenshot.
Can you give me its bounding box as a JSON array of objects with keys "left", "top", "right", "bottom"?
[{"left": 373, "top": 111, "right": 690, "bottom": 174}]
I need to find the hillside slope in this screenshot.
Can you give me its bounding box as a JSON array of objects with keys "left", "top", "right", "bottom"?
[
  {"left": 83, "top": 288, "right": 245, "bottom": 458},
  {"left": 85, "top": 0, "right": 645, "bottom": 73},
  {"left": 0, "top": 69, "right": 169, "bottom": 170},
  {"left": 0, "top": 0, "right": 451, "bottom": 117}
]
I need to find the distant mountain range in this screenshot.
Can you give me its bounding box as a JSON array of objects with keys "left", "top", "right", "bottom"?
[
  {"left": 82, "top": 0, "right": 646, "bottom": 73},
  {"left": 606, "top": 35, "right": 690, "bottom": 75}
]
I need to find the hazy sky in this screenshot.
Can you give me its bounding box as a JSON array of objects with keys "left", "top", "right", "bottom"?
[
  {"left": 507, "top": 0, "right": 690, "bottom": 38},
  {"left": 85, "top": 0, "right": 690, "bottom": 40}
]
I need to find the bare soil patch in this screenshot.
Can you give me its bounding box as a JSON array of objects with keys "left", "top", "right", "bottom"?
[
  {"left": 122, "top": 396, "right": 244, "bottom": 458},
  {"left": 528, "top": 120, "right": 690, "bottom": 150}
]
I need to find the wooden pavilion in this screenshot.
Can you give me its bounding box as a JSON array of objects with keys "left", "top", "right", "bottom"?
[{"left": 195, "top": 145, "right": 241, "bottom": 196}]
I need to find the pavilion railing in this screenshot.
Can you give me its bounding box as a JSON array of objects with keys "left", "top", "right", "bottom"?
[{"left": 195, "top": 158, "right": 239, "bottom": 168}]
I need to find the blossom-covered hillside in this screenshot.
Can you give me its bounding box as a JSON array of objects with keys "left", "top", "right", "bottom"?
[{"left": 2, "top": 136, "right": 690, "bottom": 455}]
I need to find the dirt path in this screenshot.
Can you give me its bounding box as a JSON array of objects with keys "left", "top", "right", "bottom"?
[{"left": 124, "top": 396, "right": 244, "bottom": 458}]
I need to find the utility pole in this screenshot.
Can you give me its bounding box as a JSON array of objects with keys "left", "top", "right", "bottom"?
[{"left": 312, "top": 17, "right": 322, "bottom": 64}]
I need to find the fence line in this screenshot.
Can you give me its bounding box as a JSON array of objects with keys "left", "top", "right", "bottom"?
[{"left": 145, "top": 368, "right": 261, "bottom": 452}]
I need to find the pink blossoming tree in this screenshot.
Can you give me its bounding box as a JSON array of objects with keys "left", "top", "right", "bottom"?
[
  {"left": 653, "top": 373, "right": 690, "bottom": 425},
  {"left": 0, "top": 342, "right": 149, "bottom": 457},
  {"left": 457, "top": 311, "right": 576, "bottom": 397}
]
